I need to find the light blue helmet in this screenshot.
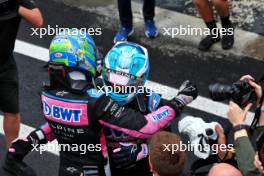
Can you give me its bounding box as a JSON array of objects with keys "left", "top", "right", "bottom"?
[{"left": 101, "top": 42, "right": 150, "bottom": 105}]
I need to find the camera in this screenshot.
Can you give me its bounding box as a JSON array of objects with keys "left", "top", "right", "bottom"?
[{"left": 209, "top": 80, "right": 256, "bottom": 107}]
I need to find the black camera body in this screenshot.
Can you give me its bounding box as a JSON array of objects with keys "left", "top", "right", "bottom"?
[{"left": 209, "top": 80, "right": 256, "bottom": 107}]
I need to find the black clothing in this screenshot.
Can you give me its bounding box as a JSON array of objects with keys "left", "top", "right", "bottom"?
[{"left": 117, "top": 0, "right": 155, "bottom": 28}]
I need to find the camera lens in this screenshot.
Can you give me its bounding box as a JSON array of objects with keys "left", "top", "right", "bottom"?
[{"left": 209, "top": 83, "right": 232, "bottom": 101}]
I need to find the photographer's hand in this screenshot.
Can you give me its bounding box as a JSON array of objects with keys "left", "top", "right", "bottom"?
[
  {"left": 249, "top": 80, "right": 262, "bottom": 103},
  {"left": 248, "top": 79, "right": 264, "bottom": 127},
  {"left": 240, "top": 75, "right": 262, "bottom": 103},
  {"left": 254, "top": 152, "right": 264, "bottom": 175},
  {"left": 227, "top": 101, "right": 252, "bottom": 127},
  {"left": 240, "top": 75, "right": 264, "bottom": 127},
  {"left": 227, "top": 101, "right": 252, "bottom": 141},
  {"left": 215, "top": 125, "right": 234, "bottom": 161},
  {"left": 240, "top": 75, "right": 255, "bottom": 82},
  {"left": 215, "top": 125, "right": 229, "bottom": 161}
]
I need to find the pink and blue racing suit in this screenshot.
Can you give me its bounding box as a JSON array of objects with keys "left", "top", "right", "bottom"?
[{"left": 23, "top": 87, "right": 176, "bottom": 176}]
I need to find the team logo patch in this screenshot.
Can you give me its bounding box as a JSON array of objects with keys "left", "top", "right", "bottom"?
[
  {"left": 43, "top": 101, "right": 82, "bottom": 122},
  {"left": 152, "top": 109, "right": 169, "bottom": 122},
  {"left": 41, "top": 94, "right": 89, "bottom": 126}
]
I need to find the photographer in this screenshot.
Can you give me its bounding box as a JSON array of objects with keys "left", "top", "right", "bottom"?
[
  {"left": 226, "top": 75, "right": 264, "bottom": 176},
  {"left": 0, "top": 0, "right": 43, "bottom": 148}
]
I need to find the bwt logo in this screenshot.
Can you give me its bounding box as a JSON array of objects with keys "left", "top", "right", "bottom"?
[
  {"left": 152, "top": 109, "right": 169, "bottom": 122},
  {"left": 43, "top": 101, "right": 82, "bottom": 122}
]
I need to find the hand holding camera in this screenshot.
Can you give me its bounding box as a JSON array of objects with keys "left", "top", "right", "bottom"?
[
  {"left": 240, "top": 75, "right": 263, "bottom": 104},
  {"left": 209, "top": 74, "right": 263, "bottom": 108},
  {"left": 227, "top": 101, "right": 252, "bottom": 127},
  {"left": 209, "top": 79, "right": 256, "bottom": 107}
]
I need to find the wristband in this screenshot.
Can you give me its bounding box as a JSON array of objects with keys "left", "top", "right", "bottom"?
[{"left": 233, "top": 124, "right": 248, "bottom": 133}]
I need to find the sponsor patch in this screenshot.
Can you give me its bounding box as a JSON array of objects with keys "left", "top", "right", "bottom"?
[
  {"left": 152, "top": 109, "right": 169, "bottom": 122},
  {"left": 41, "top": 94, "right": 89, "bottom": 126}
]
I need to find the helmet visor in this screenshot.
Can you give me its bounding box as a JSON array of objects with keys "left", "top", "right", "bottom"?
[{"left": 104, "top": 69, "right": 142, "bottom": 86}]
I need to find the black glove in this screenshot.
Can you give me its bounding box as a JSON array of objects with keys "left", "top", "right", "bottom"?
[
  {"left": 111, "top": 143, "right": 148, "bottom": 169},
  {"left": 3, "top": 139, "right": 37, "bottom": 176},
  {"left": 95, "top": 95, "right": 125, "bottom": 120},
  {"left": 168, "top": 80, "right": 198, "bottom": 111},
  {"left": 2, "top": 129, "right": 45, "bottom": 176}
]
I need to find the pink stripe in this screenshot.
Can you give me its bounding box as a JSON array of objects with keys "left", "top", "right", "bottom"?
[
  {"left": 140, "top": 106, "right": 175, "bottom": 134},
  {"left": 41, "top": 123, "right": 55, "bottom": 142},
  {"left": 100, "top": 129, "right": 108, "bottom": 158},
  {"left": 99, "top": 106, "right": 175, "bottom": 139}
]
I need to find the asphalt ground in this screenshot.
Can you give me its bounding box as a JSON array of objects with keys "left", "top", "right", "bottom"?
[
  {"left": 153, "top": 0, "right": 264, "bottom": 35},
  {"left": 0, "top": 0, "right": 264, "bottom": 175}
]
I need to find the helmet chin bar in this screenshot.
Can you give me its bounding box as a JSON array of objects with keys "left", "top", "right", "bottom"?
[
  {"left": 47, "top": 62, "right": 89, "bottom": 93},
  {"left": 69, "top": 79, "right": 89, "bottom": 93},
  {"left": 48, "top": 63, "right": 70, "bottom": 89}
]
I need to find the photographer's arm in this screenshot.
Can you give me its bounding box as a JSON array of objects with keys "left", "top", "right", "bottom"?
[
  {"left": 18, "top": 0, "right": 43, "bottom": 27},
  {"left": 227, "top": 101, "right": 261, "bottom": 176},
  {"left": 234, "top": 132, "right": 261, "bottom": 176}
]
